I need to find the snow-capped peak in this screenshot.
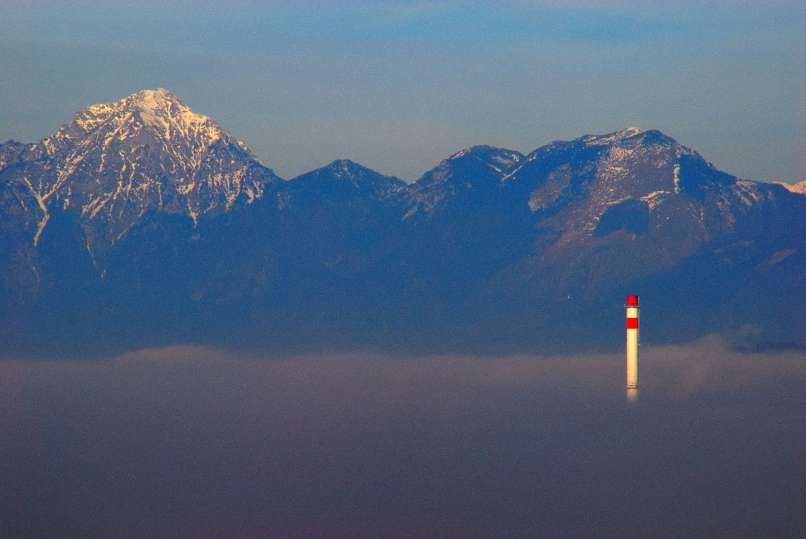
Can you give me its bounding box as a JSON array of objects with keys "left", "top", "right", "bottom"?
[
  {"left": 327, "top": 159, "right": 364, "bottom": 178},
  {"left": 773, "top": 180, "right": 806, "bottom": 195},
  {"left": 131, "top": 87, "right": 175, "bottom": 105},
  {"left": 620, "top": 126, "right": 643, "bottom": 137},
  {"left": 135, "top": 89, "right": 217, "bottom": 139},
  {"left": 73, "top": 88, "right": 226, "bottom": 150},
  {"left": 447, "top": 145, "right": 522, "bottom": 163},
  {"left": 11, "top": 89, "right": 279, "bottom": 251},
  {"left": 582, "top": 127, "right": 645, "bottom": 146}
]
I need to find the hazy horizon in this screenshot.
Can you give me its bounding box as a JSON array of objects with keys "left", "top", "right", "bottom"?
[{"left": 2, "top": 335, "right": 805, "bottom": 537}]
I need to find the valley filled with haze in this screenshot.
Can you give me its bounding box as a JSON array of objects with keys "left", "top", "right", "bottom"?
[{"left": 2, "top": 338, "right": 806, "bottom": 537}]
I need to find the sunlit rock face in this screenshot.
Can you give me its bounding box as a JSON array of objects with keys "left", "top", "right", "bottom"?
[
  {"left": 773, "top": 180, "right": 806, "bottom": 195},
  {"left": 0, "top": 89, "right": 281, "bottom": 256},
  {"left": 1, "top": 92, "right": 804, "bottom": 355}
]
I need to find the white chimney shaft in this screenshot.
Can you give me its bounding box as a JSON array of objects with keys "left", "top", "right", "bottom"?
[{"left": 626, "top": 295, "right": 639, "bottom": 398}]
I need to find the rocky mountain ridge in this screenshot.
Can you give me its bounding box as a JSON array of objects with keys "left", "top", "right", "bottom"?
[
  {"left": 0, "top": 89, "right": 280, "bottom": 256},
  {"left": 774, "top": 180, "right": 806, "bottom": 195},
  {"left": 1, "top": 89, "right": 803, "bottom": 356}
]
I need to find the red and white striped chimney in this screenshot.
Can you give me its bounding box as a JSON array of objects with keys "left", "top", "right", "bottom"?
[{"left": 626, "top": 295, "right": 639, "bottom": 395}]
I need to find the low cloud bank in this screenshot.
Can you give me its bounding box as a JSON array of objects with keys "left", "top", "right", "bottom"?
[{"left": 1, "top": 336, "right": 805, "bottom": 537}]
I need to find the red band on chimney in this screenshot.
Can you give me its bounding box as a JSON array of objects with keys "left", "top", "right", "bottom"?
[
  {"left": 626, "top": 295, "right": 639, "bottom": 307},
  {"left": 626, "top": 318, "right": 639, "bottom": 329}
]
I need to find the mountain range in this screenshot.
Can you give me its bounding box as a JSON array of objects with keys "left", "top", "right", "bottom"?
[{"left": 1, "top": 89, "right": 803, "bottom": 356}]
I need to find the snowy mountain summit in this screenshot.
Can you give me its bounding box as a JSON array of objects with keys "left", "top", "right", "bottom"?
[
  {"left": 75, "top": 88, "right": 225, "bottom": 150},
  {"left": 774, "top": 180, "right": 806, "bottom": 195},
  {"left": 0, "top": 89, "right": 281, "bottom": 253}
]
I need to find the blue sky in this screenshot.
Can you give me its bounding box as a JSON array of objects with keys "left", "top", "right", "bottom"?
[{"left": 1, "top": 0, "right": 803, "bottom": 181}]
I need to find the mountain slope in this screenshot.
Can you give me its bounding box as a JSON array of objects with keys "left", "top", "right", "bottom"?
[
  {"left": 1, "top": 94, "right": 803, "bottom": 355},
  {"left": 0, "top": 89, "right": 282, "bottom": 257},
  {"left": 475, "top": 129, "right": 804, "bottom": 349},
  {"left": 405, "top": 145, "right": 523, "bottom": 219},
  {"left": 502, "top": 128, "right": 740, "bottom": 292}
]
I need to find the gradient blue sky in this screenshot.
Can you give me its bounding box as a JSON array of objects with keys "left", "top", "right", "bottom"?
[{"left": 1, "top": 0, "right": 803, "bottom": 181}]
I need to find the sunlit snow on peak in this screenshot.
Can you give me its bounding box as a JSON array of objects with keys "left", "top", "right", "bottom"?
[
  {"left": 582, "top": 127, "right": 645, "bottom": 146},
  {"left": 10, "top": 89, "right": 278, "bottom": 250},
  {"left": 74, "top": 88, "right": 226, "bottom": 149}
]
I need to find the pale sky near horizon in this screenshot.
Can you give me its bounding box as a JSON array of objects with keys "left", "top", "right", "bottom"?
[{"left": 1, "top": 0, "right": 803, "bottom": 182}]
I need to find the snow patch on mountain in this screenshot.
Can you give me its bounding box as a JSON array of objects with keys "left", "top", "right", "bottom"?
[
  {"left": 773, "top": 180, "right": 806, "bottom": 195},
  {"left": 640, "top": 190, "right": 672, "bottom": 209},
  {"left": 582, "top": 127, "right": 644, "bottom": 146},
  {"left": 1, "top": 89, "right": 280, "bottom": 253},
  {"left": 734, "top": 180, "right": 764, "bottom": 206}
]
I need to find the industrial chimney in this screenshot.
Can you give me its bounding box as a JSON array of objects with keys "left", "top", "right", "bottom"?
[{"left": 626, "top": 295, "right": 639, "bottom": 402}]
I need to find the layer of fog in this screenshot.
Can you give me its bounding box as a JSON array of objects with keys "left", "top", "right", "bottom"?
[{"left": 1, "top": 336, "right": 805, "bottom": 538}]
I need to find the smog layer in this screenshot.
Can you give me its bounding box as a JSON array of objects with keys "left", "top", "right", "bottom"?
[{"left": 2, "top": 337, "right": 805, "bottom": 538}]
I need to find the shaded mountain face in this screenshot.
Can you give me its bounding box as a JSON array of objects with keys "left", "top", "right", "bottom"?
[
  {"left": 273, "top": 160, "right": 407, "bottom": 277},
  {"left": 1, "top": 91, "right": 804, "bottom": 356},
  {"left": 406, "top": 145, "right": 524, "bottom": 218},
  {"left": 289, "top": 159, "right": 406, "bottom": 198},
  {"left": 397, "top": 146, "right": 533, "bottom": 313}
]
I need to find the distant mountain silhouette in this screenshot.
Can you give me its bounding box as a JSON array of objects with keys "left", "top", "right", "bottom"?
[{"left": 1, "top": 90, "right": 803, "bottom": 356}]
